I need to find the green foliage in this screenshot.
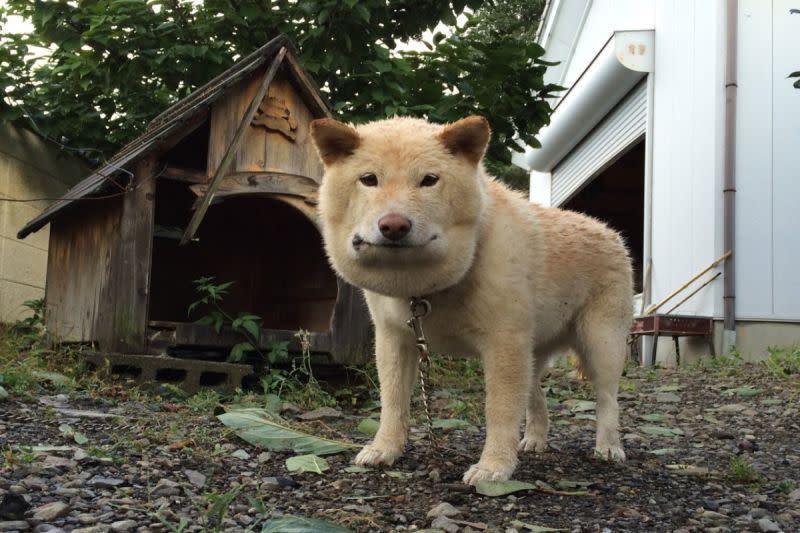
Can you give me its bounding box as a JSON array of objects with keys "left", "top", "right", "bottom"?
[
  {"left": 728, "top": 456, "right": 764, "bottom": 485},
  {"left": 188, "top": 276, "right": 264, "bottom": 363},
  {"left": 789, "top": 70, "right": 800, "bottom": 89},
  {"left": 763, "top": 345, "right": 800, "bottom": 378},
  {"left": 0, "top": 0, "right": 557, "bottom": 172}
]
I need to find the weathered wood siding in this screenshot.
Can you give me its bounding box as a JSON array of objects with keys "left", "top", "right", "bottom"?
[
  {"left": 207, "top": 65, "right": 325, "bottom": 182},
  {"left": 45, "top": 198, "right": 121, "bottom": 343}
]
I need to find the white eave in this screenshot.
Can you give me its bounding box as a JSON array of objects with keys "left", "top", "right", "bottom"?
[{"left": 522, "top": 30, "right": 655, "bottom": 172}]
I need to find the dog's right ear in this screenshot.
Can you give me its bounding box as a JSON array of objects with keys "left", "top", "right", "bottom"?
[{"left": 310, "top": 119, "right": 361, "bottom": 166}]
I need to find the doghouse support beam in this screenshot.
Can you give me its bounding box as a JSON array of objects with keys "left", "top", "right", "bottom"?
[
  {"left": 181, "top": 47, "right": 288, "bottom": 245},
  {"left": 188, "top": 172, "right": 319, "bottom": 206},
  {"left": 100, "top": 158, "right": 157, "bottom": 352}
]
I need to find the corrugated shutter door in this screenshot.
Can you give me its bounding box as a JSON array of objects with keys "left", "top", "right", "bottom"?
[{"left": 551, "top": 81, "right": 647, "bottom": 206}]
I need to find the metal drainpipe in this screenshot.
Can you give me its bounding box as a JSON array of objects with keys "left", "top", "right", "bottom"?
[{"left": 723, "top": 0, "right": 738, "bottom": 348}]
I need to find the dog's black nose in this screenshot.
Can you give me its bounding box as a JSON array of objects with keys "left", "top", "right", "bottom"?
[{"left": 378, "top": 213, "right": 412, "bottom": 241}]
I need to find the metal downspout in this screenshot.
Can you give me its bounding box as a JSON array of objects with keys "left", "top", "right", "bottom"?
[
  {"left": 723, "top": 0, "right": 738, "bottom": 348},
  {"left": 642, "top": 73, "right": 655, "bottom": 315}
]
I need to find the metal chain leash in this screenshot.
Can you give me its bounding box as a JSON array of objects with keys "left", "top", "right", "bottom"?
[{"left": 407, "top": 296, "right": 438, "bottom": 449}]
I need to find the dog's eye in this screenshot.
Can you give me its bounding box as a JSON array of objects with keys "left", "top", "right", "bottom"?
[
  {"left": 420, "top": 174, "right": 439, "bottom": 187},
  {"left": 359, "top": 173, "right": 378, "bottom": 187}
]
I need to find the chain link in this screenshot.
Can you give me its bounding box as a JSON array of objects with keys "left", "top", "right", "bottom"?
[{"left": 407, "top": 297, "right": 438, "bottom": 449}]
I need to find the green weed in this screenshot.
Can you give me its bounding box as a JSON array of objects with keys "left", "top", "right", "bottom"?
[
  {"left": 728, "top": 456, "right": 764, "bottom": 484},
  {"left": 763, "top": 345, "right": 800, "bottom": 378}
]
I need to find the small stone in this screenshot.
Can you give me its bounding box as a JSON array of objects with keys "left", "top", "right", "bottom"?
[
  {"left": 77, "top": 513, "right": 99, "bottom": 525},
  {"left": 756, "top": 518, "right": 781, "bottom": 532},
  {"left": 33, "top": 525, "right": 65, "bottom": 533},
  {"left": 701, "top": 510, "right": 729, "bottom": 523},
  {"left": 72, "top": 527, "right": 110, "bottom": 533},
  {"left": 151, "top": 478, "right": 181, "bottom": 498},
  {"left": 256, "top": 452, "right": 272, "bottom": 463},
  {"left": 750, "top": 508, "right": 768, "bottom": 519},
  {"left": 88, "top": 476, "right": 125, "bottom": 489},
  {"left": 342, "top": 504, "right": 374, "bottom": 514},
  {"left": 0, "top": 521, "right": 31, "bottom": 532},
  {"left": 110, "top": 520, "right": 137, "bottom": 532},
  {"left": 183, "top": 470, "right": 206, "bottom": 488},
  {"left": 718, "top": 404, "right": 747, "bottom": 414},
  {"left": 0, "top": 493, "right": 30, "bottom": 520},
  {"left": 231, "top": 449, "right": 250, "bottom": 460},
  {"left": 787, "top": 488, "right": 800, "bottom": 501},
  {"left": 431, "top": 516, "right": 459, "bottom": 533},
  {"left": 73, "top": 449, "right": 89, "bottom": 462},
  {"left": 281, "top": 402, "right": 301, "bottom": 414},
  {"left": 655, "top": 392, "right": 681, "bottom": 403},
  {"left": 32, "top": 501, "right": 70, "bottom": 522},
  {"left": 427, "top": 502, "right": 460, "bottom": 519},
  {"left": 428, "top": 469, "right": 441, "bottom": 482}
]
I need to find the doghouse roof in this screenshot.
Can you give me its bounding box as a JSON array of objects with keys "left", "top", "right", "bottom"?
[{"left": 18, "top": 34, "right": 330, "bottom": 239}]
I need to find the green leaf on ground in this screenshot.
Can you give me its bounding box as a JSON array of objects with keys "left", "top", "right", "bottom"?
[
  {"left": 475, "top": 479, "right": 536, "bottom": 497},
  {"left": 554, "top": 480, "right": 594, "bottom": 490},
  {"left": 386, "top": 471, "right": 413, "bottom": 479},
  {"left": 569, "top": 400, "right": 596, "bottom": 413},
  {"left": 722, "top": 387, "right": 760, "bottom": 397},
  {"left": 264, "top": 394, "right": 282, "bottom": 414},
  {"left": 217, "top": 407, "right": 360, "bottom": 455},
  {"left": 32, "top": 371, "right": 72, "bottom": 387},
  {"left": 639, "top": 425, "right": 684, "bottom": 437},
  {"left": 285, "top": 454, "right": 330, "bottom": 474},
  {"left": 357, "top": 418, "right": 380, "bottom": 436},
  {"left": 432, "top": 418, "right": 471, "bottom": 430},
  {"left": 231, "top": 449, "right": 250, "bottom": 460},
  {"left": 760, "top": 399, "right": 782, "bottom": 406},
  {"left": 639, "top": 413, "right": 666, "bottom": 423},
  {"left": 0, "top": 385, "right": 8, "bottom": 400},
  {"left": 261, "top": 515, "right": 352, "bottom": 532}
]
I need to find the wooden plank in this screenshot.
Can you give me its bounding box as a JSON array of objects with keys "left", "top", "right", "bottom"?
[
  {"left": 161, "top": 166, "right": 208, "bottom": 184},
  {"left": 182, "top": 47, "right": 288, "bottom": 245},
  {"left": 45, "top": 199, "right": 121, "bottom": 344},
  {"left": 188, "top": 172, "right": 319, "bottom": 203},
  {"left": 102, "top": 158, "right": 157, "bottom": 352},
  {"left": 329, "top": 278, "right": 373, "bottom": 365},
  {"left": 283, "top": 50, "right": 332, "bottom": 119}
]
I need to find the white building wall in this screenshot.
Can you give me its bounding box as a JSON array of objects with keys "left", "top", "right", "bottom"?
[
  {"left": 561, "top": 1, "right": 655, "bottom": 88},
  {"left": 649, "top": 0, "right": 726, "bottom": 318},
  {"left": 736, "top": 0, "right": 800, "bottom": 321}
]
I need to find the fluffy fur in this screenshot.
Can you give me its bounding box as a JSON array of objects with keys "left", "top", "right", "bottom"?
[{"left": 310, "top": 116, "right": 633, "bottom": 485}]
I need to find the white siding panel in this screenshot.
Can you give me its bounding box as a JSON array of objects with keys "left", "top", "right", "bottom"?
[
  {"left": 651, "top": 0, "right": 725, "bottom": 317},
  {"left": 736, "top": 0, "right": 774, "bottom": 317},
  {"left": 551, "top": 81, "right": 646, "bottom": 206},
  {"left": 771, "top": 0, "right": 800, "bottom": 318}
]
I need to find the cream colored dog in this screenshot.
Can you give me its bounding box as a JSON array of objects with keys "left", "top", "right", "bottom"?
[{"left": 310, "top": 116, "right": 632, "bottom": 485}]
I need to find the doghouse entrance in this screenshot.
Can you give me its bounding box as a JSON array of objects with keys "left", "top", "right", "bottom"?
[{"left": 149, "top": 181, "right": 338, "bottom": 332}]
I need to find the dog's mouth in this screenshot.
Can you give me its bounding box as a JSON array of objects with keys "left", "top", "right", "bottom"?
[{"left": 352, "top": 234, "right": 438, "bottom": 250}]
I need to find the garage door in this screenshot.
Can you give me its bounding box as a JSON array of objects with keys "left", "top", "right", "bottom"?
[{"left": 551, "top": 80, "right": 647, "bottom": 206}]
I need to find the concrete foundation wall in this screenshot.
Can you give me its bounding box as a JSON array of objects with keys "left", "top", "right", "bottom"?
[
  {"left": 0, "top": 122, "right": 88, "bottom": 323},
  {"left": 645, "top": 320, "right": 800, "bottom": 367}
]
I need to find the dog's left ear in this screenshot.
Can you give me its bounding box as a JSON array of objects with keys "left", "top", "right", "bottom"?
[
  {"left": 310, "top": 119, "right": 361, "bottom": 166},
  {"left": 438, "top": 116, "right": 491, "bottom": 165}
]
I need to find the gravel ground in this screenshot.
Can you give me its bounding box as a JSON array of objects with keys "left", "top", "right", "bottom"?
[{"left": 1, "top": 362, "right": 799, "bottom": 533}]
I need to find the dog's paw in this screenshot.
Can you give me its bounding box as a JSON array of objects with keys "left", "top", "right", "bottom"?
[
  {"left": 354, "top": 444, "right": 402, "bottom": 466},
  {"left": 594, "top": 445, "right": 626, "bottom": 462},
  {"left": 462, "top": 461, "right": 516, "bottom": 485},
  {"left": 518, "top": 435, "right": 547, "bottom": 453}
]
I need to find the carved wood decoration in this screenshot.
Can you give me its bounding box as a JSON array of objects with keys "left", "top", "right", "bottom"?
[{"left": 251, "top": 95, "right": 298, "bottom": 141}]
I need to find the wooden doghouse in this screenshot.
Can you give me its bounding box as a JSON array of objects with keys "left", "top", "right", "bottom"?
[{"left": 17, "top": 36, "right": 373, "bottom": 378}]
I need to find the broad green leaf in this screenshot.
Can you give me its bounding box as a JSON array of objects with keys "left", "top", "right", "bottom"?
[
  {"left": 510, "top": 520, "right": 565, "bottom": 532},
  {"left": 639, "top": 425, "right": 684, "bottom": 437},
  {"left": 229, "top": 342, "right": 254, "bottom": 362},
  {"left": 432, "top": 418, "right": 471, "bottom": 430},
  {"left": 261, "top": 515, "right": 352, "bottom": 533},
  {"left": 722, "top": 387, "right": 760, "bottom": 397},
  {"left": 32, "top": 371, "right": 71, "bottom": 387},
  {"left": 760, "top": 399, "right": 782, "bottom": 406},
  {"left": 285, "top": 454, "right": 329, "bottom": 474},
  {"left": 231, "top": 449, "right": 250, "bottom": 460},
  {"left": 639, "top": 413, "right": 666, "bottom": 423},
  {"left": 264, "top": 394, "right": 282, "bottom": 414},
  {"left": 73, "top": 431, "right": 88, "bottom": 445},
  {"left": 385, "top": 470, "right": 412, "bottom": 479},
  {"left": 475, "top": 479, "right": 536, "bottom": 497},
  {"left": 218, "top": 408, "right": 359, "bottom": 455},
  {"left": 357, "top": 418, "right": 380, "bottom": 436}
]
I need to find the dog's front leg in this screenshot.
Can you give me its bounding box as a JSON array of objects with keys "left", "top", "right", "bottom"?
[
  {"left": 463, "top": 338, "right": 531, "bottom": 485},
  {"left": 354, "top": 324, "right": 417, "bottom": 466}
]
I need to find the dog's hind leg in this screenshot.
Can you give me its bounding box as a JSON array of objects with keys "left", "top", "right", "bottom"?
[
  {"left": 354, "top": 324, "right": 417, "bottom": 466},
  {"left": 519, "top": 353, "right": 551, "bottom": 453},
  {"left": 574, "top": 301, "right": 629, "bottom": 462}
]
